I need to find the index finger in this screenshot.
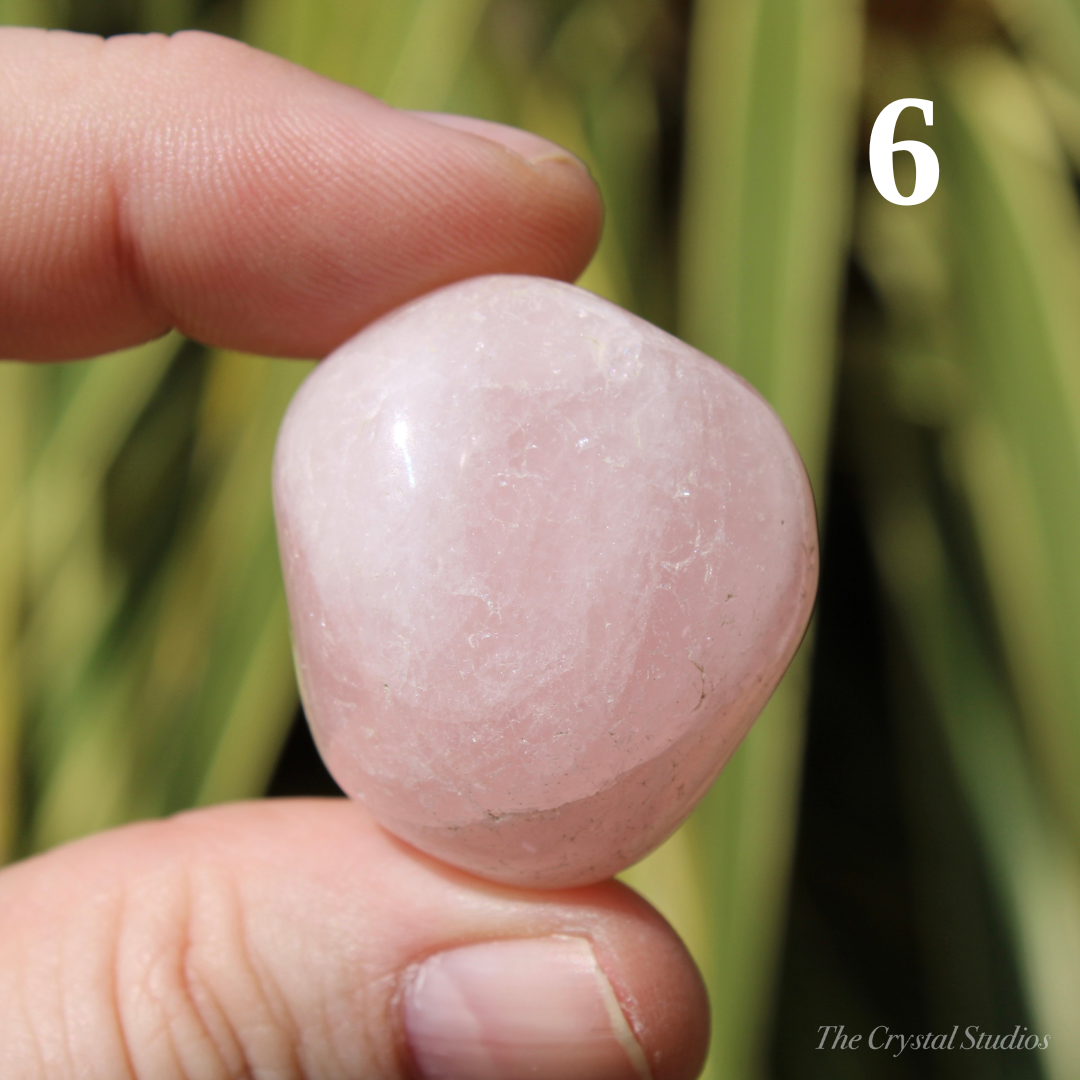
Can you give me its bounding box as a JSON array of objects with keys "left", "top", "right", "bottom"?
[{"left": 0, "top": 28, "right": 602, "bottom": 361}]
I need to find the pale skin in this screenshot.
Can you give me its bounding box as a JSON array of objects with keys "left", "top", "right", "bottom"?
[{"left": 0, "top": 27, "right": 709, "bottom": 1080}]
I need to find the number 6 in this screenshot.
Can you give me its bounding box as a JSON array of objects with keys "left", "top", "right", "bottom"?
[{"left": 870, "top": 98, "right": 939, "bottom": 205}]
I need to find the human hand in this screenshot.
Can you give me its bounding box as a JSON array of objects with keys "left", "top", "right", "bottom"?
[{"left": 0, "top": 27, "right": 709, "bottom": 1080}]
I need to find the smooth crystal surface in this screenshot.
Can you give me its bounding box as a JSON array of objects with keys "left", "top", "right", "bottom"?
[{"left": 273, "top": 275, "right": 817, "bottom": 887}]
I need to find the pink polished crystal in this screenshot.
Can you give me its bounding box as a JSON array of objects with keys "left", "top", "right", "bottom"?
[{"left": 273, "top": 275, "right": 817, "bottom": 888}]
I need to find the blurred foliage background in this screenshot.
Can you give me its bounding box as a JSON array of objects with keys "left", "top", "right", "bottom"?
[{"left": 3, "top": 0, "right": 1080, "bottom": 1076}]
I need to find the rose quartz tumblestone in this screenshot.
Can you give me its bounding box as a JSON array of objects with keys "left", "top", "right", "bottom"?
[{"left": 273, "top": 275, "right": 817, "bottom": 888}]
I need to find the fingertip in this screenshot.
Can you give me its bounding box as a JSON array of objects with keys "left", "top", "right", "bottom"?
[
  {"left": 0, "top": 29, "right": 605, "bottom": 360},
  {"left": 587, "top": 882, "right": 711, "bottom": 1080},
  {"left": 0, "top": 800, "right": 707, "bottom": 1080},
  {"left": 338, "top": 812, "right": 709, "bottom": 1080}
]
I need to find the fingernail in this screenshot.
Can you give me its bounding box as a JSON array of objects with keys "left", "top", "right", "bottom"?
[
  {"left": 413, "top": 111, "right": 590, "bottom": 171},
  {"left": 403, "top": 935, "right": 652, "bottom": 1080}
]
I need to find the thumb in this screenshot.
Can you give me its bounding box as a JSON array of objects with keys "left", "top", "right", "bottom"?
[{"left": 0, "top": 800, "right": 708, "bottom": 1079}]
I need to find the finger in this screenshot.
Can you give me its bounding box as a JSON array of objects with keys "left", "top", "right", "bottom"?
[
  {"left": 0, "top": 29, "right": 602, "bottom": 361},
  {"left": 0, "top": 800, "right": 708, "bottom": 1080}
]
